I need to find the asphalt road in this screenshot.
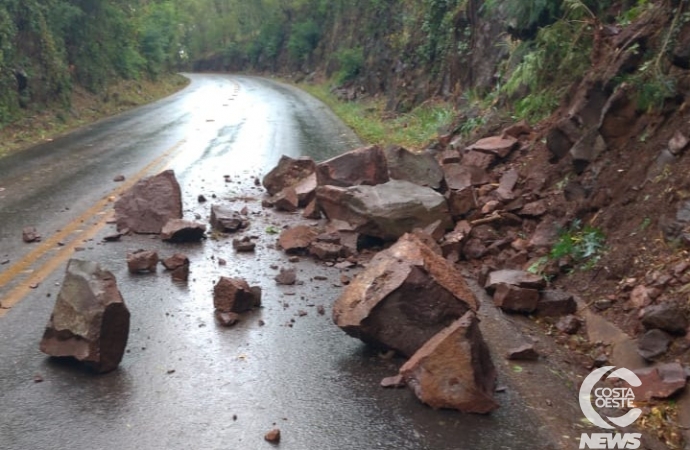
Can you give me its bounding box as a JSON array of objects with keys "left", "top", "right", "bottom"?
[{"left": 0, "top": 74, "right": 559, "bottom": 450}]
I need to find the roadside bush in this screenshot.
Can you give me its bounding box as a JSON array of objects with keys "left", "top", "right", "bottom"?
[
  {"left": 287, "top": 19, "right": 320, "bottom": 63},
  {"left": 334, "top": 47, "right": 364, "bottom": 85}
]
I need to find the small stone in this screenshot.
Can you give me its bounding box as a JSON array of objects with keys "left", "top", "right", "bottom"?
[
  {"left": 197, "top": 194, "right": 207, "bottom": 203},
  {"left": 103, "top": 232, "right": 123, "bottom": 242},
  {"left": 22, "top": 227, "right": 40, "bottom": 243},
  {"left": 113, "top": 175, "right": 125, "bottom": 182},
  {"left": 233, "top": 237, "right": 256, "bottom": 253},
  {"left": 218, "top": 258, "right": 227, "bottom": 266},
  {"left": 264, "top": 429, "right": 281, "bottom": 444},
  {"left": 275, "top": 268, "right": 297, "bottom": 286},
  {"left": 162, "top": 253, "right": 189, "bottom": 271},
  {"left": 316, "top": 305, "right": 325, "bottom": 315},
  {"left": 127, "top": 250, "right": 159, "bottom": 273},
  {"left": 381, "top": 375, "right": 406, "bottom": 388},
  {"left": 33, "top": 373, "right": 44, "bottom": 383},
  {"left": 215, "top": 311, "right": 240, "bottom": 327},
  {"left": 556, "top": 315, "right": 582, "bottom": 334},
  {"left": 506, "top": 343, "right": 539, "bottom": 361}
]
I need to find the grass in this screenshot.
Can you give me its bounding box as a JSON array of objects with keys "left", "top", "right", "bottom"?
[
  {"left": 301, "top": 83, "right": 456, "bottom": 150},
  {"left": 0, "top": 73, "right": 189, "bottom": 159}
]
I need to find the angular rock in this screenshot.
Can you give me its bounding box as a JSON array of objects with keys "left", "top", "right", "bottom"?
[
  {"left": 399, "top": 311, "right": 498, "bottom": 414},
  {"left": 262, "top": 155, "right": 316, "bottom": 196},
  {"left": 468, "top": 135, "right": 518, "bottom": 158},
  {"left": 506, "top": 343, "right": 539, "bottom": 361},
  {"left": 519, "top": 200, "right": 547, "bottom": 217},
  {"left": 384, "top": 145, "right": 444, "bottom": 189},
  {"left": 162, "top": 253, "right": 189, "bottom": 271},
  {"left": 443, "top": 164, "right": 490, "bottom": 191},
  {"left": 264, "top": 429, "right": 281, "bottom": 444},
  {"left": 278, "top": 225, "right": 318, "bottom": 253},
  {"left": 127, "top": 250, "right": 159, "bottom": 273},
  {"left": 161, "top": 219, "right": 206, "bottom": 242},
  {"left": 536, "top": 289, "right": 577, "bottom": 317},
  {"left": 440, "top": 222, "right": 471, "bottom": 259},
  {"left": 274, "top": 267, "right": 297, "bottom": 286},
  {"left": 502, "top": 120, "right": 532, "bottom": 139},
  {"left": 333, "top": 234, "right": 477, "bottom": 357},
  {"left": 233, "top": 237, "right": 256, "bottom": 252},
  {"left": 316, "top": 180, "right": 452, "bottom": 241},
  {"left": 556, "top": 315, "right": 582, "bottom": 334},
  {"left": 570, "top": 129, "right": 607, "bottom": 173},
  {"left": 632, "top": 363, "right": 687, "bottom": 400},
  {"left": 496, "top": 169, "right": 519, "bottom": 201},
  {"left": 493, "top": 284, "right": 540, "bottom": 313},
  {"left": 39, "top": 259, "right": 130, "bottom": 373},
  {"left": 114, "top": 170, "right": 182, "bottom": 234},
  {"left": 445, "top": 187, "right": 477, "bottom": 218},
  {"left": 309, "top": 241, "right": 345, "bottom": 260},
  {"left": 315, "top": 145, "right": 389, "bottom": 187},
  {"left": 630, "top": 285, "right": 654, "bottom": 308},
  {"left": 381, "top": 374, "right": 406, "bottom": 389},
  {"left": 638, "top": 329, "right": 672, "bottom": 361},
  {"left": 213, "top": 277, "right": 261, "bottom": 313},
  {"left": 210, "top": 205, "right": 246, "bottom": 232},
  {"left": 302, "top": 198, "right": 321, "bottom": 219},
  {"left": 273, "top": 186, "right": 299, "bottom": 212},
  {"left": 22, "top": 226, "right": 40, "bottom": 243},
  {"left": 461, "top": 150, "right": 496, "bottom": 170},
  {"left": 293, "top": 172, "right": 317, "bottom": 206},
  {"left": 484, "top": 270, "right": 547, "bottom": 294},
  {"left": 463, "top": 238, "right": 487, "bottom": 260},
  {"left": 171, "top": 263, "right": 189, "bottom": 282},
  {"left": 641, "top": 303, "right": 688, "bottom": 335}
]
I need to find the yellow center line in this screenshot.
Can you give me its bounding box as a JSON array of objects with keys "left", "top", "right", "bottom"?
[{"left": 0, "top": 139, "right": 186, "bottom": 318}]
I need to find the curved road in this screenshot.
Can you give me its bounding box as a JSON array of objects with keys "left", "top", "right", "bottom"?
[{"left": 0, "top": 74, "right": 554, "bottom": 450}]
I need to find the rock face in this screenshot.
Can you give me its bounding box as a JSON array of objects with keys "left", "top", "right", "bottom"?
[
  {"left": 262, "top": 155, "right": 316, "bottom": 196},
  {"left": 333, "top": 234, "right": 477, "bottom": 357},
  {"left": 317, "top": 180, "right": 452, "bottom": 240},
  {"left": 114, "top": 170, "right": 182, "bottom": 233},
  {"left": 384, "top": 146, "right": 444, "bottom": 189},
  {"left": 213, "top": 277, "right": 262, "bottom": 313},
  {"left": 399, "top": 311, "right": 498, "bottom": 414},
  {"left": 315, "top": 145, "right": 389, "bottom": 187},
  {"left": 39, "top": 259, "right": 130, "bottom": 373}
]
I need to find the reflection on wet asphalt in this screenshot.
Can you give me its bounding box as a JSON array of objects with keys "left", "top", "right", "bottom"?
[{"left": 0, "top": 74, "right": 550, "bottom": 450}]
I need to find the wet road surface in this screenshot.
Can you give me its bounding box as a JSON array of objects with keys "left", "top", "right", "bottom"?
[{"left": 0, "top": 74, "right": 562, "bottom": 449}]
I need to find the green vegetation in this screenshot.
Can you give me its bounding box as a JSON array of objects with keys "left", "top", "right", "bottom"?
[{"left": 302, "top": 84, "right": 455, "bottom": 150}]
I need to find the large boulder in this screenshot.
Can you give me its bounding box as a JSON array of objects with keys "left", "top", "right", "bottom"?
[
  {"left": 316, "top": 180, "right": 452, "bottom": 240},
  {"left": 384, "top": 146, "right": 444, "bottom": 190},
  {"left": 262, "top": 155, "right": 316, "bottom": 196},
  {"left": 114, "top": 170, "right": 182, "bottom": 234},
  {"left": 400, "top": 311, "right": 499, "bottom": 414},
  {"left": 39, "top": 259, "right": 130, "bottom": 373},
  {"left": 315, "top": 145, "right": 389, "bottom": 187},
  {"left": 333, "top": 234, "right": 477, "bottom": 357}
]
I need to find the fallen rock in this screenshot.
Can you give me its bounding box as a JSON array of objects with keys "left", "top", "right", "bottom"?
[
  {"left": 273, "top": 186, "right": 299, "bottom": 212},
  {"left": 484, "top": 270, "right": 546, "bottom": 294},
  {"left": 468, "top": 135, "right": 518, "bottom": 158},
  {"left": 127, "top": 250, "right": 159, "bottom": 273},
  {"left": 519, "top": 200, "right": 548, "bottom": 217},
  {"left": 506, "top": 343, "right": 539, "bottom": 361},
  {"left": 536, "top": 289, "right": 577, "bottom": 316},
  {"left": 293, "top": 172, "right": 318, "bottom": 206},
  {"left": 161, "top": 219, "right": 206, "bottom": 242},
  {"left": 445, "top": 187, "right": 477, "bottom": 218},
  {"left": 262, "top": 155, "right": 316, "bottom": 196},
  {"left": 22, "top": 226, "right": 40, "bottom": 243},
  {"left": 384, "top": 145, "right": 444, "bottom": 189},
  {"left": 461, "top": 150, "right": 496, "bottom": 170},
  {"left": 114, "top": 170, "right": 182, "bottom": 233},
  {"left": 232, "top": 237, "right": 255, "bottom": 252},
  {"left": 264, "top": 429, "right": 281, "bottom": 444},
  {"left": 210, "top": 205, "right": 247, "bottom": 232},
  {"left": 103, "top": 232, "right": 123, "bottom": 242},
  {"left": 39, "top": 259, "right": 130, "bottom": 373},
  {"left": 502, "top": 120, "right": 532, "bottom": 139},
  {"left": 556, "top": 315, "right": 582, "bottom": 334},
  {"left": 493, "top": 284, "right": 540, "bottom": 313},
  {"left": 302, "top": 198, "right": 321, "bottom": 219},
  {"left": 162, "top": 253, "right": 189, "bottom": 271},
  {"left": 316, "top": 180, "right": 452, "bottom": 241},
  {"left": 113, "top": 175, "right": 125, "bottom": 182},
  {"left": 315, "top": 145, "right": 389, "bottom": 187},
  {"left": 213, "top": 277, "right": 262, "bottom": 313},
  {"left": 309, "top": 241, "right": 345, "bottom": 260},
  {"left": 638, "top": 329, "right": 672, "bottom": 361},
  {"left": 669, "top": 131, "right": 689, "bottom": 155},
  {"left": 641, "top": 303, "right": 688, "bottom": 335},
  {"left": 171, "top": 262, "right": 189, "bottom": 282},
  {"left": 333, "top": 234, "right": 477, "bottom": 357},
  {"left": 399, "top": 311, "right": 498, "bottom": 414},
  {"left": 278, "top": 225, "right": 318, "bottom": 253},
  {"left": 630, "top": 285, "right": 654, "bottom": 308},
  {"left": 496, "top": 169, "right": 519, "bottom": 201},
  {"left": 274, "top": 267, "right": 297, "bottom": 286},
  {"left": 632, "top": 363, "right": 687, "bottom": 400},
  {"left": 443, "top": 164, "right": 490, "bottom": 191}
]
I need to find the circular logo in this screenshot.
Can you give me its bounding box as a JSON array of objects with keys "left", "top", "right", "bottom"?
[{"left": 579, "top": 366, "right": 642, "bottom": 429}]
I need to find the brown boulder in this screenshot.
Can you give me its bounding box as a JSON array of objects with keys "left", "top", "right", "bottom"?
[
  {"left": 302, "top": 198, "right": 321, "bottom": 219},
  {"left": 162, "top": 253, "right": 189, "bottom": 271},
  {"left": 467, "top": 135, "right": 518, "bottom": 158},
  {"left": 384, "top": 145, "right": 444, "bottom": 189},
  {"left": 536, "top": 289, "right": 577, "bottom": 316},
  {"left": 632, "top": 363, "right": 687, "bottom": 400},
  {"left": 445, "top": 187, "right": 477, "bottom": 218},
  {"left": 278, "top": 225, "right": 318, "bottom": 253},
  {"left": 262, "top": 155, "right": 316, "bottom": 196},
  {"left": 293, "top": 172, "right": 317, "bottom": 206},
  {"left": 400, "top": 311, "right": 498, "bottom": 414},
  {"left": 333, "top": 234, "right": 477, "bottom": 357},
  {"left": 39, "top": 259, "right": 130, "bottom": 373},
  {"left": 213, "top": 277, "right": 262, "bottom": 313},
  {"left": 210, "top": 205, "right": 247, "bottom": 232},
  {"left": 273, "top": 186, "right": 299, "bottom": 212},
  {"left": 493, "top": 284, "right": 540, "bottom": 313},
  {"left": 315, "top": 145, "right": 389, "bottom": 187},
  {"left": 114, "top": 170, "right": 182, "bottom": 233},
  {"left": 127, "top": 250, "right": 159, "bottom": 273},
  {"left": 161, "top": 219, "right": 206, "bottom": 242},
  {"left": 443, "top": 164, "right": 490, "bottom": 191},
  {"left": 461, "top": 151, "right": 496, "bottom": 170},
  {"left": 274, "top": 267, "right": 297, "bottom": 286}
]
